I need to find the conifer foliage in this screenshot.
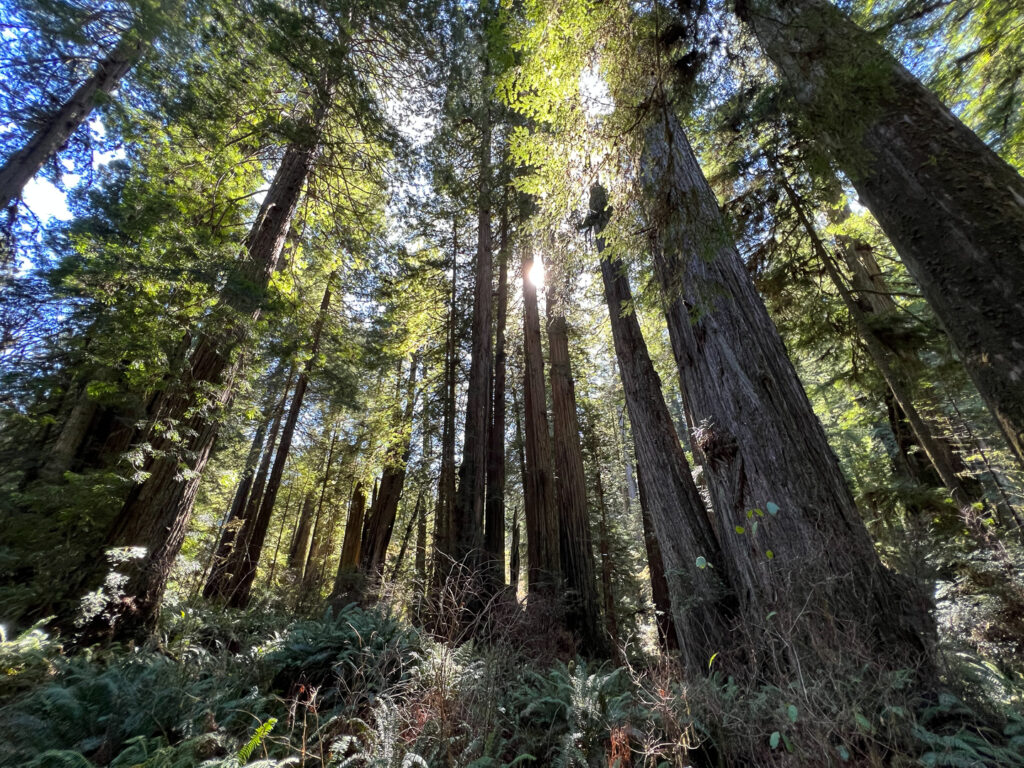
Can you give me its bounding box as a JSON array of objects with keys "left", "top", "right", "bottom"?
[{"left": 1, "top": 0, "right": 1024, "bottom": 764}]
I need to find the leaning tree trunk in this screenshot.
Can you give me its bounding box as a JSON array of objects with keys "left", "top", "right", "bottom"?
[
  {"left": 484, "top": 196, "right": 510, "bottom": 590},
  {"left": 521, "top": 240, "right": 560, "bottom": 594},
  {"left": 452, "top": 112, "right": 493, "bottom": 573},
  {"left": 360, "top": 360, "right": 418, "bottom": 583},
  {"left": 591, "top": 194, "right": 736, "bottom": 675},
  {"left": 641, "top": 104, "right": 933, "bottom": 678},
  {"left": 636, "top": 468, "right": 678, "bottom": 655},
  {"left": 81, "top": 116, "right": 323, "bottom": 639},
  {"left": 225, "top": 284, "right": 332, "bottom": 608},
  {"left": 547, "top": 275, "right": 605, "bottom": 654},
  {"left": 737, "top": 0, "right": 1024, "bottom": 469},
  {"left": 782, "top": 178, "right": 988, "bottom": 526},
  {"left": 0, "top": 32, "right": 143, "bottom": 213},
  {"left": 833, "top": 230, "right": 986, "bottom": 505}
]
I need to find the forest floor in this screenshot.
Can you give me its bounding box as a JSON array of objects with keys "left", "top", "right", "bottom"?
[{"left": 1, "top": 597, "right": 1023, "bottom": 768}]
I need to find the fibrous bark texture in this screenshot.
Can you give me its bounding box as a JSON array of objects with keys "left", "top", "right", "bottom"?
[
  {"left": 547, "top": 277, "right": 605, "bottom": 654},
  {"left": 332, "top": 482, "right": 367, "bottom": 601},
  {"left": 740, "top": 0, "right": 1024, "bottom": 468},
  {"left": 593, "top": 199, "right": 734, "bottom": 674},
  {"left": 484, "top": 202, "right": 510, "bottom": 589},
  {"left": 521, "top": 241, "right": 560, "bottom": 594},
  {"left": 642, "top": 106, "right": 933, "bottom": 676},
  {"left": 452, "top": 115, "right": 493, "bottom": 572},
  {"left": 85, "top": 117, "right": 323, "bottom": 639}
]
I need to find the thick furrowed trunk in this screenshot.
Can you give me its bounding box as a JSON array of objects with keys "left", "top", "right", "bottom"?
[
  {"left": 225, "top": 285, "right": 331, "bottom": 608},
  {"left": 547, "top": 282, "right": 605, "bottom": 653},
  {"left": 521, "top": 241, "right": 560, "bottom": 594},
  {"left": 332, "top": 482, "right": 367, "bottom": 601},
  {"left": 642, "top": 108, "right": 933, "bottom": 676},
  {"left": 593, "top": 209, "right": 734, "bottom": 674},
  {"left": 82, "top": 132, "right": 319, "bottom": 639},
  {"left": 0, "top": 33, "right": 142, "bottom": 213},
  {"left": 484, "top": 200, "right": 510, "bottom": 589},
  {"left": 740, "top": 0, "right": 1024, "bottom": 468},
  {"left": 453, "top": 116, "right": 494, "bottom": 573}
]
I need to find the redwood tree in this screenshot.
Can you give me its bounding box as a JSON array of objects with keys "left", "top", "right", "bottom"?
[
  {"left": 547, "top": 268, "right": 604, "bottom": 652},
  {"left": 737, "top": 0, "right": 1024, "bottom": 468},
  {"left": 641, "top": 103, "right": 933, "bottom": 676}
]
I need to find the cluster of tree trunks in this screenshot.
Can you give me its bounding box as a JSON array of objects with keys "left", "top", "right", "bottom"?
[
  {"left": 591, "top": 191, "right": 735, "bottom": 675},
  {"left": 635, "top": 102, "right": 934, "bottom": 678},
  {"left": 737, "top": 0, "right": 1024, "bottom": 470},
  {"left": 70, "top": 99, "right": 328, "bottom": 639}
]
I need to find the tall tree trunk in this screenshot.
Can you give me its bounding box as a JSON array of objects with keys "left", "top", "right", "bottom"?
[
  {"left": 332, "top": 482, "right": 367, "bottom": 601},
  {"left": 82, "top": 110, "right": 324, "bottom": 638},
  {"left": 590, "top": 447, "right": 620, "bottom": 650},
  {"left": 202, "top": 378, "right": 286, "bottom": 600},
  {"left": 390, "top": 491, "right": 424, "bottom": 581},
  {"left": 783, "top": 178, "right": 987, "bottom": 524},
  {"left": 547, "top": 275, "right": 604, "bottom": 653},
  {"left": 636, "top": 467, "right": 678, "bottom": 655},
  {"left": 834, "top": 232, "right": 986, "bottom": 504},
  {"left": 510, "top": 384, "right": 526, "bottom": 593},
  {"left": 521, "top": 240, "right": 560, "bottom": 594},
  {"left": 452, "top": 112, "right": 493, "bottom": 573},
  {"left": 414, "top": 488, "right": 427, "bottom": 609},
  {"left": 484, "top": 194, "right": 510, "bottom": 589},
  {"left": 302, "top": 431, "right": 340, "bottom": 600},
  {"left": 36, "top": 380, "right": 101, "bottom": 484},
  {"left": 738, "top": 0, "right": 1024, "bottom": 468},
  {"left": 0, "top": 32, "right": 143, "bottom": 213},
  {"left": 225, "top": 284, "right": 332, "bottom": 608},
  {"left": 432, "top": 221, "right": 459, "bottom": 592},
  {"left": 641, "top": 106, "right": 933, "bottom": 677},
  {"left": 288, "top": 491, "right": 317, "bottom": 577},
  {"left": 360, "top": 360, "right": 418, "bottom": 582},
  {"left": 591, "top": 192, "right": 734, "bottom": 674}
]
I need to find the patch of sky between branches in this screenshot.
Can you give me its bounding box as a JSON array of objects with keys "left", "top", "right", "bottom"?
[{"left": 21, "top": 117, "right": 125, "bottom": 223}]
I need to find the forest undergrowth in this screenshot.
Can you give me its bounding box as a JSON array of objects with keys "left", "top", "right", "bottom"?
[{"left": 2, "top": 573, "right": 1023, "bottom": 768}]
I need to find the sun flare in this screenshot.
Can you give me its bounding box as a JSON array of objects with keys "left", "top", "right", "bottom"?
[{"left": 528, "top": 259, "right": 545, "bottom": 288}]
